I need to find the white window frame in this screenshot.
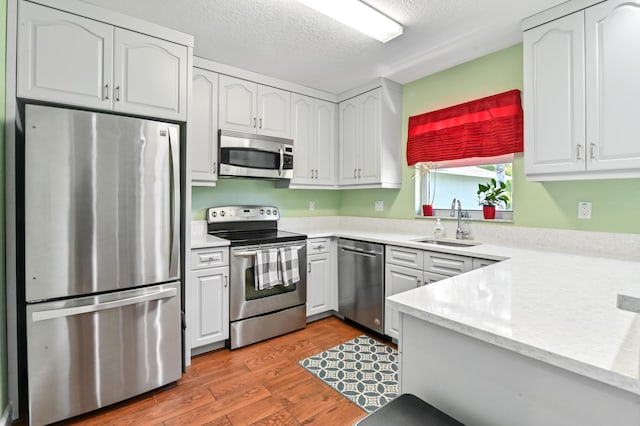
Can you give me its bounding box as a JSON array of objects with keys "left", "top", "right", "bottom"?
[{"left": 414, "top": 154, "right": 514, "bottom": 222}]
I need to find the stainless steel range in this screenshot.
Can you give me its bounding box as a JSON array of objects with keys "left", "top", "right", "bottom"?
[{"left": 207, "top": 206, "right": 307, "bottom": 349}]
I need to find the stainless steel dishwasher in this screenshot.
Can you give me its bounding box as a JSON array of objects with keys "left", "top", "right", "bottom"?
[{"left": 337, "top": 238, "right": 384, "bottom": 333}]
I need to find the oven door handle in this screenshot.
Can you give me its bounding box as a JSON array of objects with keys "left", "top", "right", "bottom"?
[{"left": 234, "top": 245, "right": 305, "bottom": 257}]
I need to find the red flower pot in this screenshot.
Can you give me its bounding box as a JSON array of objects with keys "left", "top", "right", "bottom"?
[
  {"left": 483, "top": 205, "right": 496, "bottom": 220},
  {"left": 422, "top": 204, "right": 433, "bottom": 216}
]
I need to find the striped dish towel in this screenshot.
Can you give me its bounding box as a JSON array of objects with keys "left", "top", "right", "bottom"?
[
  {"left": 255, "top": 248, "right": 280, "bottom": 290},
  {"left": 279, "top": 246, "right": 300, "bottom": 286}
]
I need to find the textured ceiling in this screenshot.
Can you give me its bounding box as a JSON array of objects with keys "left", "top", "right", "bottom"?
[{"left": 80, "top": 0, "right": 566, "bottom": 94}]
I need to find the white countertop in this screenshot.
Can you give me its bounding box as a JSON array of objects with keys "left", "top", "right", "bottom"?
[
  {"left": 190, "top": 233, "right": 230, "bottom": 249},
  {"left": 296, "top": 225, "right": 640, "bottom": 396},
  {"left": 190, "top": 219, "right": 640, "bottom": 394}
]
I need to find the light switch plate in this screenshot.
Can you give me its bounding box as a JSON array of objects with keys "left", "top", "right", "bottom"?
[
  {"left": 375, "top": 200, "right": 384, "bottom": 212},
  {"left": 578, "top": 201, "right": 592, "bottom": 219}
]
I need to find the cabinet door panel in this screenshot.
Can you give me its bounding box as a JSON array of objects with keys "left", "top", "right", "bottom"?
[
  {"left": 307, "top": 254, "right": 331, "bottom": 316},
  {"left": 219, "top": 75, "right": 257, "bottom": 133},
  {"left": 18, "top": 2, "right": 113, "bottom": 109},
  {"left": 359, "top": 90, "right": 382, "bottom": 184},
  {"left": 339, "top": 100, "right": 359, "bottom": 184},
  {"left": 314, "top": 100, "right": 337, "bottom": 184},
  {"left": 586, "top": 1, "right": 640, "bottom": 171},
  {"left": 190, "top": 69, "right": 219, "bottom": 183},
  {"left": 524, "top": 12, "right": 586, "bottom": 176},
  {"left": 291, "top": 94, "right": 314, "bottom": 184},
  {"left": 384, "top": 264, "right": 422, "bottom": 339},
  {"left": 113, "top": 28, "right": 187, "bottom": 120},
  {"left": 190, "top": 267, "right": 229, "bottom": 348},
  {"left": 258, "top": 86, "right": 291, "bottom": 138}
]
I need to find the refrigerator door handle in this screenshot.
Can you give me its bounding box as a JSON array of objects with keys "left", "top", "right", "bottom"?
[
  {"left": 31, "top": 288, "right": 178, "bottom": 322},
  {"left": 168, "top": 126, "right": 181, "bottom": 277}
]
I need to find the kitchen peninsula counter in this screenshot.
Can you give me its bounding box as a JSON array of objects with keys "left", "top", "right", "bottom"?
[{"left": 287, "top": 223, "right": 640, "bottom": 424}]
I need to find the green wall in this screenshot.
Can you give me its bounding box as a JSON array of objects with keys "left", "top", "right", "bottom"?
[
  {"left": 1, "top": 0, "right": 8, "bottom": 415},
  {"left": 192, "top": 44, "right": 640, "bottom": 233}
]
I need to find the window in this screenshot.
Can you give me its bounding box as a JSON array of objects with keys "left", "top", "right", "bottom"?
[{"left": 415, "top": 155, "right": 513, "bottom": 219}]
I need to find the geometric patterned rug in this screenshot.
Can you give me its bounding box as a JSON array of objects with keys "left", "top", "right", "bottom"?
[{"left": 298, "top": 335, "right": 399, "bottom": 413}]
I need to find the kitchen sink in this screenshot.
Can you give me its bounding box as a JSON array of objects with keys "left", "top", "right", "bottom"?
[{"left": 413, "top": 238, "right": 479, "bottom": 247}]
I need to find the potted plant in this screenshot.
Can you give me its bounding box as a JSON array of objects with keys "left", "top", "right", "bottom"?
[
  {"left": 477, "top": 178, "right": 510, "bottom": 219},
  {"left": 413, "top": 162, "right": 437, "bottom": 216}
]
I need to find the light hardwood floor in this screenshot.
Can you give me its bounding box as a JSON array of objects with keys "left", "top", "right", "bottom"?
[{"left": 65, "top": 317, "right": 376, "bottom": 425}]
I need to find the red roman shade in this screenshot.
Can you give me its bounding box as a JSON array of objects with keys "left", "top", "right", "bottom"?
[{"left": 406, "top": 89, "right": 523, "bottom": 166}]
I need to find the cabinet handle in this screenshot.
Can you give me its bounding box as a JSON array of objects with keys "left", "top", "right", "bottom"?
[
  {"left": 590, "top": 143, "right": 597, "bottom": 160},
  {"left": 253, "top": 117, "right": 256, "bottom": 128},
  {"left": 311, "top": 169, "right": 314, "bottom": 178},
  {"left": 308, "top": 262, "right": 311, "bottom": 273},
  {"left": 224, "top": 276, "right": 228, "bottom": 288},
  {"left": 353, "top": 169, "right": 357, "bottom": 178},
  {"left": 315, "top": 169, "right": 319, "bottom": 179},
  {"left": 358, "top": 168, "right": 362, "bottom": 178},
  {"left": 115, "top": 86, "right": 120, "bottom": 102},
  {"left": 417, "top": 279, "right": 422, "bottom": 287},
  {"left": 103, "top": 83, "right": 109, "bottom": 100},
  {"left": 259, "top": 118, "right": 262, "bottom": 129},
  {"left": 576, "top": 144, "right": 584, "bottom": 160},
  {"left": 213, "top": 162, "right": 217, "bottom": 175}
]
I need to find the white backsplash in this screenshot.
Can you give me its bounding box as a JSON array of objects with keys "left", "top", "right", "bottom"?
[{"left": 194, "top": 216, "right": 640, "bottom": 261}]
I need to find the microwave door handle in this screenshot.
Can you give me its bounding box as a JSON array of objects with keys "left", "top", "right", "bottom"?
[{"left": 278, "top": 148, "right": 284, "bottom": 176}]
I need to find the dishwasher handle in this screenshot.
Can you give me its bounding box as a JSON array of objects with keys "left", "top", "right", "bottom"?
[{"left": 339, "top": 246, "right": 379, "bottom": 257}]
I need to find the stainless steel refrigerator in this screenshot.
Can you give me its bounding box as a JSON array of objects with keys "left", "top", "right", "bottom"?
[{"left": 22, "top": 104, "right": 182, "bottom": 425}]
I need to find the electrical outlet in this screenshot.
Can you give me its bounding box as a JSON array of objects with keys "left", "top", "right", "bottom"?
[
  {"left": 309, "top": 200, "right": 315, "bottom": 211},
  {"left": 578, "top": 201, "right": 592, "bottom": 219},
  {"left": 375, "top": 200, "right": 384, "bottom": 212}
]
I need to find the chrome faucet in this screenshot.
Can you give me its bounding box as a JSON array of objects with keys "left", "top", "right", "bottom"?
[{"left": 450, "top": 198, "right": 471, "bottom": 240}]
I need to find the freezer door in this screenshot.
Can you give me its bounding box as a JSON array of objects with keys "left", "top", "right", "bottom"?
[
  {"left": 24, "top": 104, "right": 180, "bottom": 301},
  {"left": 26, "top": 282, "right": 182, "bottom": 426}
]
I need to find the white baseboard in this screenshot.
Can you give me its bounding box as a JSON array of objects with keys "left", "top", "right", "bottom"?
[{"left": 0, "top": 403, "right": 12, "bottom": 426}]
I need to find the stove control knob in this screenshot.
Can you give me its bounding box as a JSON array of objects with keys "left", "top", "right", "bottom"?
[
  {"left": 220, "top": 211, "right": 226, "bottom": 217},
  {"left": 273, "top": 208, "right": 278, "bottom": 216},
  {"left": 211, "top": 211, "right": 217, "bottom": 218},
  {"left": 260, "top": 209, "right": 265, "bottom": 215},
  {"left": 267, "top": 209, "right": 272, "bottom": 215}
]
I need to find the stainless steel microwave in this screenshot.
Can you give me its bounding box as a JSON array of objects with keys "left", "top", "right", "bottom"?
[{"left": 218, "top": 130, "right": 294, "bottom": 179}]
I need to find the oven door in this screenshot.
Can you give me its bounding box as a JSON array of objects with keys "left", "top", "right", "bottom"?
[
  {"left": 219, "top": 130, "right": 293, "bottom": 179},
  {"left": 230, "top": 242, "right": 306, "bottom": 321}
]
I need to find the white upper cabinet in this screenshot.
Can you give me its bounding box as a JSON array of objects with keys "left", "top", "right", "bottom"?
[
  {"left": 17, "top": 1, "right": 189, "bottom": 121},
  {"left": 585, "top": 0, "right": 640, "bottom": 172},
  {"left": 18, "top": 1, "right": 114, "bottom": 110},
  {"left": 338, "top": 84, "right": 401, "bottom": 188},
  {"left": 524, "top": 0, "right": 640, "bottom": 180},
  {"left": 291, "top": 93, "right": 336, "bottom": 186},
  {"left": 190, "top": 68, "right": 219, "bottom": 185},
  {"left": 112, "top": 29, "right": 187, "bottom": 120},
  {"left": 219, "top": 75, "right": 291, "bottom": 138},
  {"left": 257, "top": 85, "right": 291, "bottom": 138},
  {"left": 524, "top": 11, "right": 586, "bottom": 176}
]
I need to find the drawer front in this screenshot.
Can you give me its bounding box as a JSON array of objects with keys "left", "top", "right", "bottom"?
[
  {"left": 424, "top": 251, "right": 472, "bottom": 276},
  {"left": 473, "top": 257, "right": 497, "bottom": 269},
  {"left": 307, "top": 238, "right": 331, "bottom": 254},
  {"left": 386, "top": 245, "right": 423, "bottom": 269},
  {"left": 191, "top": 247, "right": 229, "bottom": 270}
]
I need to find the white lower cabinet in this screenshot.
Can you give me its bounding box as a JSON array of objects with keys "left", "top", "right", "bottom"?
[
  {"left": 385, "top": 245, "right": 475, "bottom": 339},
  {"left": 385, "top": 264, "right": 423, "bottom": 339},
  {"left": 306, "top": 238, "right": 335, "bottom": 317},
  {"left": 189, "top": 247, "right": 229, "bottom": 350}
]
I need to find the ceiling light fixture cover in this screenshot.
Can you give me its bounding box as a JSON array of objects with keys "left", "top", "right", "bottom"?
[{"left": 296, "top": 0, "right": 403, "bottom": 43}]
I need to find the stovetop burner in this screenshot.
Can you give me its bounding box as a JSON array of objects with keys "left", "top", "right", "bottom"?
[{"left": 206, "top": 205, "right": 306, "bottom": 246}]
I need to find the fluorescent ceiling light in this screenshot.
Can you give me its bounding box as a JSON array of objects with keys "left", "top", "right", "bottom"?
[{"left": 296, "top": 0, "right": 403, "bottom": 43}]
